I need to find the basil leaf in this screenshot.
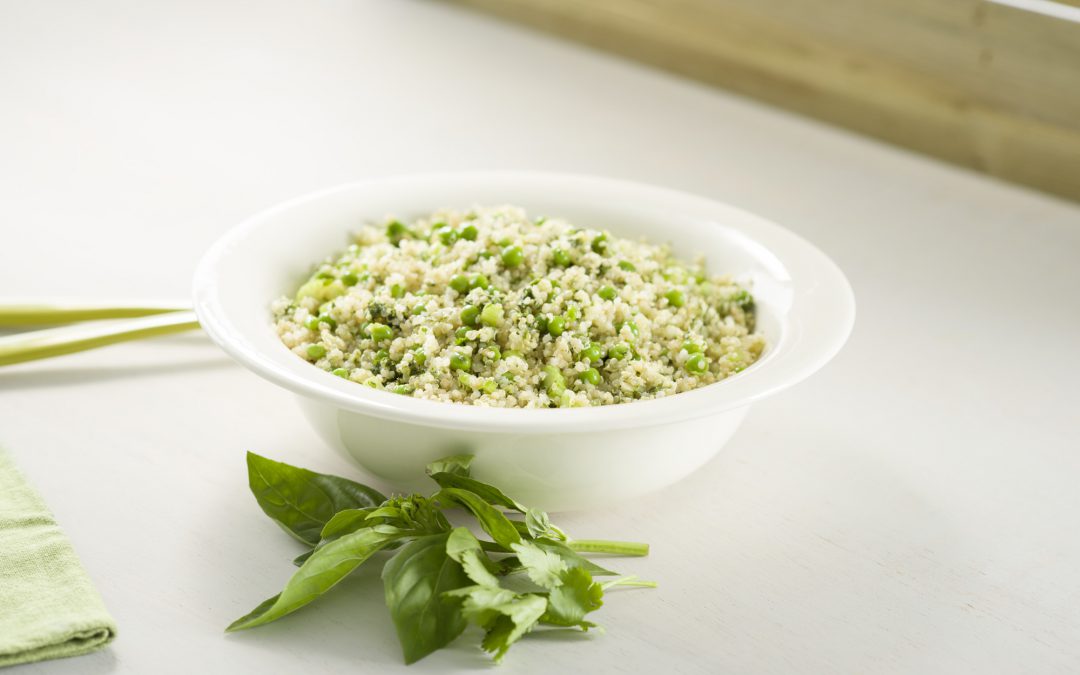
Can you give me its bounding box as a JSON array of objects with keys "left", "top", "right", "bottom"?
[
  {"left": 321, "top": 507, "right": 377, "bottom": 540},
  {"left": 246, "top": 452, "right": 387, "bottom": 546},
  {"left": 428, "top": 472, "right": 524, "bottom": 511},
  {"left": 291, "top": 508, "right": 380, "bottom": 567},
  {"left": 382, "top": 532, "right": 471, "bottom": 664},
  {"left": 435, "top": 488, "right": 521, "bottom": 549},
  {"left": 425, "top": 455, "right": 473, "bottom": 477},
  {"left": 227, "top": 527, "right": 400, "bottom": 631}
]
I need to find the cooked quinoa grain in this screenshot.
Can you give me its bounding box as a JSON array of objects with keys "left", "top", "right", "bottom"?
[{"left": 272, "top": 206, "right": 765, "bottom": 408}]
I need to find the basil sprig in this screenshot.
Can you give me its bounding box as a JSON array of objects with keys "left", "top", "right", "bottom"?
[{"left": 228, "top": 452, "right": 654, "bottom": 664}]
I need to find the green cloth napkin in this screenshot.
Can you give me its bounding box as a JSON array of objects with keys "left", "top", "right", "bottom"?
[{"left": 0, "top": 451, "right": 117, "bottom": 667}]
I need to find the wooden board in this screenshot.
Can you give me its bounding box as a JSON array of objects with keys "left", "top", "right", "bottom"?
[{"left": 448, "top": 0, "right": 1080, "bottom": 202}]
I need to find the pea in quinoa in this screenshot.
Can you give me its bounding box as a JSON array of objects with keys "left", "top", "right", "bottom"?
[{"left": 272, "top": 206, "right": 765, "bottom": 408}]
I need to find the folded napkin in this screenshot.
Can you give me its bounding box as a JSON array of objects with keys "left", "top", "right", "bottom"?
[{"left": 0, "top": 450, "right": 117, "bottom": 667}]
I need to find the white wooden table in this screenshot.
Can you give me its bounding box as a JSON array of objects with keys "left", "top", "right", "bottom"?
[{"left": 2, "top": 1, "right": 1078, "bottom": 673}]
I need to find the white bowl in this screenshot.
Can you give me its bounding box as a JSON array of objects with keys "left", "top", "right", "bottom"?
[{"left": 193, "top": 172, "right": 854, "bottom": 511}]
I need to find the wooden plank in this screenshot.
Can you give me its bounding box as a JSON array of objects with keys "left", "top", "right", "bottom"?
[{"left": 448, "top": 0, "right": 1080, "bottom": 201}]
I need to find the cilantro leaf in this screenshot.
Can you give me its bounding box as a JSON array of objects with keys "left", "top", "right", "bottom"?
[
  {"left": 511, "top": 540, "right": 568, "bottom": 589},
  {"left": 478, "top": 594, "right": 547, "bottom": 662},
  {"left": 533, "top": 539, "right": 619, "bottom": 577},
  {"left": 542, "top": 567, "right": 604, "bottom": 628},
  {"left": 446, "top": 527, "right": 500, "bottom": 587},
  {"left": 425, "top": 455, "right": 474, "bottom": 477}
]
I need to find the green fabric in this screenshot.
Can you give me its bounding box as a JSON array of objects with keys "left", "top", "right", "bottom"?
[{"left": 0, "top": 451, "right": 117, "bottom": 667}]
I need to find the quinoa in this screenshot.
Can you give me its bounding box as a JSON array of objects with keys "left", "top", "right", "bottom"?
[{"left": 272, "top": 206, "right": 765, "bottom": 408}]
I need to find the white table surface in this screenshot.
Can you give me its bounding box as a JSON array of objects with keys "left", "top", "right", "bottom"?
[{"left": 2, "top": 1, "right": 1079, "bottom": 673}]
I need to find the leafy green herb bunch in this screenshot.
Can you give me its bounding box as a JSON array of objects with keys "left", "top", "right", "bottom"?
[{"left": 228, "top": 453, "right": 654, "bottom": 664}]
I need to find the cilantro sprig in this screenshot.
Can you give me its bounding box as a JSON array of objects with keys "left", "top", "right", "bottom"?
[{"left": 228, "top": 452, "right": 655, "bottom": 664}]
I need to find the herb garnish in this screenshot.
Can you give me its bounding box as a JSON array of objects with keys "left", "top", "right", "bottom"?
[{"left": 228, "top": 453, "right": 655, "bottom": 664}]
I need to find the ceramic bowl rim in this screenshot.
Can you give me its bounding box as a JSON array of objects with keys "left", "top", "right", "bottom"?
[{"left": 192, "top": 171, "right": 855, "bottom": 433}]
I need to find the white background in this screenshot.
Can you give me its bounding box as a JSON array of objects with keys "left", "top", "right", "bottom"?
[{"left": 2, "top": 1, "right": 1079, "bottom": 673}]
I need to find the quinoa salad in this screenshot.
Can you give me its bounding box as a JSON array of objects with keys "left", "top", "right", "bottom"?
[{"left": 272, "top": 206, "right": 765, "bottom": 408}]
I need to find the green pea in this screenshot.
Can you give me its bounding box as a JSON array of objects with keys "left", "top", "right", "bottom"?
[
  {"left": 579, "top": 368, "right": 601, "bottom": 386},
  {"left": 729, "top": 289, "right": 754, "bottom": 308},
  {"left": 486, "top": 345, "right": 501, "bottom": 361},
  {"left": 665, "top": 289, "right": 686, "bottom": 308},
  {"left": 598, "top": 285, "right": 617, "bottom": 301},
  {"left": 535, "top": 216, "right": 547, "bottom": 225},
  {"left": 501, "top": 245, "right": 524, "bottom": 268},
  {"left": 618, "top": 260, "right": 637, "bottom": 272},
  {"left": 552, "top": 248, "right": 571, "bottom": 267},
  {"left": 547, "top": 316, "right": 566, "bottom": 337},
  {"left": 390, "top": 284, "right": 405, "bottom": 299},
  {"left": 449, "top": 275, "right": 470, "bottom": 293},
  {"left": 682, "top": 340, "right": 703, "bottom": 354},
  {"left": 503, "top": 349, "right": 523, "bottom": 360},
  {"left": 460, "top": 224, "right": 479, "bottom": 241},
  {"left": 392, "top": 384, "right": 412, "bottom": 395},
  {"left": 481, "top": 379, "right": 497, "bottom": 394},
  {"left": 480, "top": 303, "right": 503, "bottom": 327},
  {"left": 367, "top": 323, "right": 393, "bottom": 341},
  {"left": 305, "top": 316, "right": 321, "bottom": 331},
  {"left": 411, "top": 303, "right": 426, "bottom": 315},
  {"left": 542, "top": 365, "right": 566, "bottom": 398},
  {"left": 331, "top": 367, "right": 349, "bottom": 378},
  {"left": 455, "top": 326, "right": 471, "bottom": 345},
  {"left": 470, "top": 274, "right": 489, "bottom": 289},
  {"left": 306, "top": 344, "right": 326, "bottom": 359},
  {"left": 461, "top": 305, "right": 481, "bottom": 326},
  {"left": 319, "top": 314, "right": 337, "bottom": 329},
  {"left": 591, "top": 233, "right": 609, "bottom": 255},
  {"left": 565, "top": 305, "right": 580, "bottom": 321},
  {"left": 618, "top": 320, "right": 639, "bottom": 339},
  {"left": 608, "top": 343, "right": 630, "bottom": 360},
  {"left": 386, "top": 220, "right": 410, "bottom": 243},
  {"left": 315, "top": 270, "right": 335, "bottom": 280},
  {"left": 373, "top": 349, "right": 390, "bottom": 363},
  {"left": 581, "top": 343, "right": 604, "bottom": 364},
  {"left": 450, "top": 352, "right": 471, "bottom": 371},
  {"left": 341, "top": 272, "right": 360, "bottom": 286},
  {"left": 685, "top": 352, "right": 709, "bottom": 374}
]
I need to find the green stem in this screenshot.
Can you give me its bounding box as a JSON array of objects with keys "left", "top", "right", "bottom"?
[
  {"left": 0, "top": 300, "right": 191, "bottom": 326},
  {"left": 601, "top": 575, "right": 658, "bottom": 590},
  {"left": 568, "top": 539, "right": 649, "bottom": 556},
  {"left": 0, "top": 312, "right": 201, "bottom": 366}
]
